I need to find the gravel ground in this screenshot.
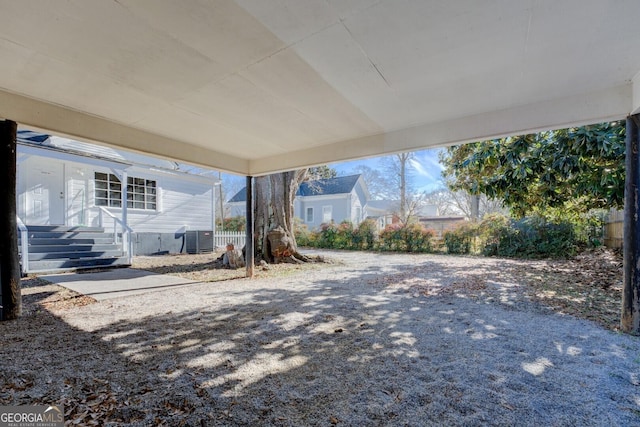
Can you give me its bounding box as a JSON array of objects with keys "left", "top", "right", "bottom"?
[{"left": 2, "top": 250, "right": 640, "bottom": 426}]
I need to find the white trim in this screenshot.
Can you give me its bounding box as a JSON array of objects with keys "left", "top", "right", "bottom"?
[
  {"left": 249, "top": 85, "right": 632, "bottom": 175},
  {"left": 322, "top": 205, "right": 332, "bottom": 223},
  {"left": 297, "top": 193, "right": 349, "bottom": 202},
  {"left": 18, "top": 142, "right": 128, "bottom": 170},
  {"left": 2, "top": 89, "right": 249, "bottom": 175}
]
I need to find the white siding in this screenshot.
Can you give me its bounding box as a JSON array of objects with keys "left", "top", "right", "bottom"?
[
  {"left": 93, "top": 167, "right": 214, "bottom": 233},
  {"left": 17, "top": 148, "right": 214, "bottom": 233}
]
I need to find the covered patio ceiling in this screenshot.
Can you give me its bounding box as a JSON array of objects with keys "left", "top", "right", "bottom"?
[{"left": 1, "top": 0, "right": 639, "bottom": 176}]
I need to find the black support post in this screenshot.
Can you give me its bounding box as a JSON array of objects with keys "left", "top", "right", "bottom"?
[
  {"left": 622, "top": 114, "right": 640, "bottom": 333},
  {"left": 0, "top": 120, "right": 21, "bottom": 320},
  {"left": 245, "top": 176, "right": 254, "bottom": 278}
]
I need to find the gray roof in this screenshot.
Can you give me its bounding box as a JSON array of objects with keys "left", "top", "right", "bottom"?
[
  {"left": 17, "top": 129, "right": 219, "bottom": 180},
  {"left": 229, "top": 174, "right": 361, "bottom": 203}
]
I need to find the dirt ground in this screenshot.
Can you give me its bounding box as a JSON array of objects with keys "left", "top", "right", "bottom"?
[
  {"left": 132, "top": 247, "right": 623, "bottom": 332},
  {"left": 2, "top": 248, "right": 636, "bottom": 426}
]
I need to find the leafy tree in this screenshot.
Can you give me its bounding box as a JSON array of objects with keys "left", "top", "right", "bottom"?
[
  {"left": 440, "top": 122, "right": 625, "bottom": 217},
  {"left": 307, "top": 165, "right": 337, "bottom": 180}
]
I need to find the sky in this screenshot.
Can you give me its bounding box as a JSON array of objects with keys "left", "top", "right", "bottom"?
[
  {"left": 220, "top": 148, "right": 446, "bottom": 201},
  {"left": 328, "top": 148, "right": 446, "bottom": 193}
]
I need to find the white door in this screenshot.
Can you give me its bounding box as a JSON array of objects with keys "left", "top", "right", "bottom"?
[{"left": 26, "top": 161, "right": 65, "bottom": 225}]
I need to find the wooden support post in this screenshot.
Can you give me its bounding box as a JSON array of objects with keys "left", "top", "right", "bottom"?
[
  {"left": 0, "top": 120, "right": 21, "bottom": 320},
  {"left": 622, "top": 114, "right": 640, "bottom": 333},
  {"left": 245, "top": 176, "right": 254, "bottom": 278}
]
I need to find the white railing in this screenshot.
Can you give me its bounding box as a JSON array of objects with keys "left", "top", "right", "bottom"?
[
  {"left": 214, "top": 231, "right": 246, "bottom": 249},
  {"left": 16, "top": 215, "right": 28, "bottom": 275},
  {"left": 98, "top": 207, "right": 133, "bottom": 264}
]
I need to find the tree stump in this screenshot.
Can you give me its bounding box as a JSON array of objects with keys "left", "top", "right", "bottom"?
[{"left": 268, "top": 226, "right": 298, "bottom": 263}]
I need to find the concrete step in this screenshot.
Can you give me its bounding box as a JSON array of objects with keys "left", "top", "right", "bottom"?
[
  {"left": 28, "top": 231, "right": 116, "bottom": 240},
  {"left": 26, "top": 225, "right": 105, "bottom": 233},
  {"left": 28, "top": 237, "right": 116, "bottom": 246},
  {"left": 28, "top": 244, "right": 121, "bottom": 254},
  {"left": 27, "top": 256, "right": 131, "bottom": 274},
  {"left": 29, "top": 250, "right": 124, "bottom": 261}
]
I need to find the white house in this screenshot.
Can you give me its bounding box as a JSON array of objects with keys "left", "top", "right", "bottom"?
[
  {"left": 17, "top": 130, "right": 218, "bottom": 272},
  {"left": 228, "top": 174, "right": 370, "bottom": 229}
]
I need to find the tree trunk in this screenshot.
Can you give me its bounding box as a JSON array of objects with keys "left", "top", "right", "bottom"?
[
  {"left": 0, "top": 120, "right": 21, "bottom": 320},
  {"left": 253, "top": 170, "right": 309, "bottom": 264}
]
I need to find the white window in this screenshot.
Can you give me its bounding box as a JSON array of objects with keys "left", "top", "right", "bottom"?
[
  {"left": 94, "top": 172, "right": 122, "bottom": 208},
  {"left": 95, "top": 173, "right": 157, "bottom": 210},
  {"left": 322, "top": 205, "right": 332, "bottom": 223},
  {"left": 355, "top": 207, "right": 362, "bottom": 223},
  {"left": 127, "top": 177, "right": 157, "bottom": 210},
  {"left": 306, "top": 207, "right": 314, "bottom": 222}
]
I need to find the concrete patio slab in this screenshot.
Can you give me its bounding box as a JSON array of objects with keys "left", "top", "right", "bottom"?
[{"left": 39, "top": 268, "right": 199, "bottom": 301}]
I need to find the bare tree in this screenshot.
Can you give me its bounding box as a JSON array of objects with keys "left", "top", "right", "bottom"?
[
  {"left": 427, "top": 183, "right": 507, "bottom": 220},
  {"left": 381, "top": 152, "right": 417, "bottom": 223}
]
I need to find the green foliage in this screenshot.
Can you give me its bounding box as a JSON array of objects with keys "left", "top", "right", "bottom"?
[
  {"left": 379, "top": 223, "right": 435, "bottom": 253},
  {"left": 444, "top": 214, "right": 586, "bottom": 258},
  {"left": 217, "top": 216, "right": 246, "bottom": 232},
  {"left": 351, "top": 219, "right": 378, "bottom": 250},
  {"left": 440, "top": 122, "right": 625, "bottom": 217},
  {"left": 443, "top": 223, "right": 477, "bottom": 254},
  {"left": 294, "top": 219, "right": 316, "bottom": 247},
  {"left": 317, "top": 222, "right": 339, "bottom": 248},
  {"left": 477, "top": 214, "right": 510, "bottom": 256},
  {"left": 378, "top": 224, "right": 404, "bottom": 251},
  {"left": 306, "top": 165, "right": 337, "bottom": 180},
  {"left": 494, "top": 216, "right": 580, "bottom": 258},
  {"left": 296, "top": 213, "right": 589, "bottom": 258}
]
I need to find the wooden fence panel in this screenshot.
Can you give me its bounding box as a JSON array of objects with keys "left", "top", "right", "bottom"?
[{"left": 604, "top": 209, "right": 624, "bottom": 249}]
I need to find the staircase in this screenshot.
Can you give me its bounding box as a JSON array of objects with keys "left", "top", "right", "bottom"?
[{"left": 20, "top": 225, "right": 131, "bottom": 273}]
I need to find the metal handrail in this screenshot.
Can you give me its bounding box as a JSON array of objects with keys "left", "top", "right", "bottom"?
[
  {"left": 98, "top": 206, "right": 133, "bottom": 264},
  {"left": 72, "top": 189, "right": 85, "bottom": 226},
  {"left": 16, "top": 215, "right": 28, "bottom": 275}
]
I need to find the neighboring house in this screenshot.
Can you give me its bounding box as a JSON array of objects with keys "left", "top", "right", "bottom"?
[
  {"left": 419, "top": 216, "right": 467, "bottom": 239},
  {"left": 228, "top": 174, "right": 370, "bottom": 229},
  {"left": 17, "top": 130, "right": 218, "bottom": 271},
  {"left": 365, "top": 199, "right": 398, "bottom": 230}
]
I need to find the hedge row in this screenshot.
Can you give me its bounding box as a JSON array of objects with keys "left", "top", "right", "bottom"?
[
  {"left": 296, "top": 214, "right": 593, "bottom": 258},
  {"left": 296, "top": 219, "right": 435, "bottom": 253}
]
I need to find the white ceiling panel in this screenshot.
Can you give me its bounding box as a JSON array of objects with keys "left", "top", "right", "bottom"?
[{"left": 0, "top": 0, "right": 638, "bottom": 175}]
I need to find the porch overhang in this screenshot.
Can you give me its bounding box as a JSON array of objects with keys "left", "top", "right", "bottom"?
[{"left": 0, "top": 1, "right": 639, "bottom": 175}]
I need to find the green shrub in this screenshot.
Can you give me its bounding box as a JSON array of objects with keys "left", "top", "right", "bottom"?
[
  {"left": 494, "top": 215, "right": 581, "bottom": 258},
  {"left": 379, "top": 223, "right": 435, "bottom": 252},
  {"left": 335, "top": 221, "right": 355, "bottom": 249},
  {"left": 316, "top": 222, "right": 338, "bottom": 248},
  {"left": 401, "top": 223, "right": 435, "bottom": 253},
  {"left": 444, "top": 222, "right": 477, "bottom": 254},
  {"left": 352, "top": 219, "right": 377, "bottom": 250},
  {"left": 294, "top": 219, "right": 317, "bottom": 247},
  {"left": 217, "top": 216, "right": 246, "bottom": 232},
  {"left": 478, "top": 214, "right": 510, "bottom": 256},
  {"left": 379, "top": 223, "right": 404, "bottom": 251}
]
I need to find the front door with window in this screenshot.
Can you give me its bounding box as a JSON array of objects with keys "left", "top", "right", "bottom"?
[{"left": 26, "top": 161, "right": 65, "bottom": 225}]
